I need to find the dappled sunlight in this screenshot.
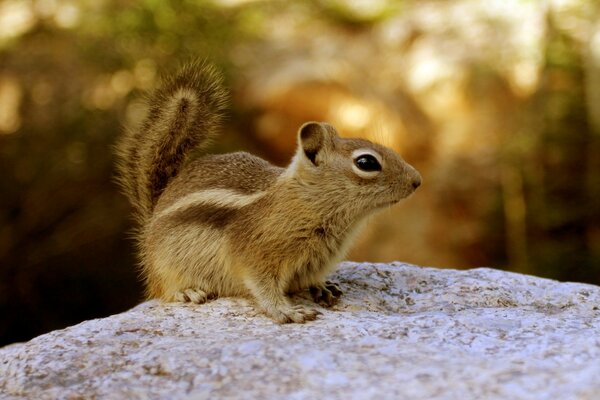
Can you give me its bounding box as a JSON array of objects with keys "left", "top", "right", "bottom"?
[
  {"left": 82, "top": 61, "right": 156, "bottom": 110},
  {"left": 0, "top": 76, "right": 22, "bottom": 134},
  {"left": 0, "top": 1, "right": 35, "bottom": 41},
  {"left": 0, "top": 0, "right": 82, "bottom": 45}
]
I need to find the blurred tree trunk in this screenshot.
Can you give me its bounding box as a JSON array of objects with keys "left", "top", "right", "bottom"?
[
  {"left": 526, "top": 8, "right": 596, "bottom": 282},
  {"left": 501, "top": 163, "right": 529, "bottom": 273},
  {"left": 584, "top": 14, "right": 600, "bottom": 270}
]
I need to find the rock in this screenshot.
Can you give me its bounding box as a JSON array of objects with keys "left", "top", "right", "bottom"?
[{"left": 1, "top": 262, "right": 599, "bottom": 399}]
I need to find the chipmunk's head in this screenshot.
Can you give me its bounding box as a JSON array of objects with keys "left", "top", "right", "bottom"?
[{"left": 292, "top": 121, "right": 421, "bottom": 211}]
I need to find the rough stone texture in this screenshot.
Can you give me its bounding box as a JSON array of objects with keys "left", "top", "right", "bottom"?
[{"left": 1, "top": 262, "right": 600, "bottom": 399}]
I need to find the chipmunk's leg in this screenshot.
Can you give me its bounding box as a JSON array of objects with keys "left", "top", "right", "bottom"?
[
  {"left": 309, "top": 281, "right": 343, "bottom": 307},
  {"left": 173, "top": 288, "right": 210, "bottom": 304},
  {"left": 243, "top": 268, "right": 320, "bottom": 324}
]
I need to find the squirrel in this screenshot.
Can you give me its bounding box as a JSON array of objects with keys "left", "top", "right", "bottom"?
[{"left": 115, "top": 60, "right": 422, "bottom": 323}]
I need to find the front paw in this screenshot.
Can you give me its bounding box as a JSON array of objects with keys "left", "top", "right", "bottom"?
[
  {"left": 173, "top": 288, "right": 209, "bottom": 304},
  {"left": 309, "top": 281, "right": 343, "bottom": 307},
  {"left": 267, "top": 305, "right": 320, "bottom": 324}
]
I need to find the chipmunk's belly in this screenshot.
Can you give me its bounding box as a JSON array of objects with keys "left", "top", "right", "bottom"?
[{"left": 147, "top": 224, "right": 247, "bottom": 298}]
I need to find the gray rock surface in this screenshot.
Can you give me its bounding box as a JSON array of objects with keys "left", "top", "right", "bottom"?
[{"left": 1, "top": 262, "right": 600, "bottom": 399}]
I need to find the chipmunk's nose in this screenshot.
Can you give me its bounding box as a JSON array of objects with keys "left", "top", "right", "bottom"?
[
  {"left": 412, "top": 176, "right": 421, "bottom": 189},
  {"left": 408, "top": 166, "right": 422, "bottom": 190}
]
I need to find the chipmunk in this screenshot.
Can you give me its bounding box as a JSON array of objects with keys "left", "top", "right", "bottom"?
[{"left": 115, "top": 60, "right": 421, "bottom": 323}]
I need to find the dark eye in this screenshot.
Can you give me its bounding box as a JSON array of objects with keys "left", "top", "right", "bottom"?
[{"left": 354, "top": 154, "right": 382, "bottom": 172}]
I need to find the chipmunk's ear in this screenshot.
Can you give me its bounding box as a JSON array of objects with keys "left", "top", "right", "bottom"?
[{"left": 299, "top": 122, "right": 336, "bottom": 166}]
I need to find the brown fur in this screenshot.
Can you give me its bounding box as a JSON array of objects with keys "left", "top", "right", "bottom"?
[
  {"left": 115, "top": 61, "right": 421, "bottom": 323},
  {"left": 115, "top": 60, "right": 228, "bottom": 225}
]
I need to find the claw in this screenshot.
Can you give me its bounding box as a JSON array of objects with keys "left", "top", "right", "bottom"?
[
  {"left": 309, "top": 281, "right": 343, "bottom": 307},
  {"left": 270, "top": 305, "right": 319, "bottom": 324},
  {"left": 325, "top": 281, "right": 343, "bottom": 297},
  {"left": 173, "top": 288, "right": 209, "bottom": 304}
]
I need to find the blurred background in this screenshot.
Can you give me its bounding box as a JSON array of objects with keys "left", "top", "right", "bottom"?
[{"left": 1, "top": 0, "right": 599, "bottom": 346}]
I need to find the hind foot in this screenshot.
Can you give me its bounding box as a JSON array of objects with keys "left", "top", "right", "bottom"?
[
  {"left": 266, "top": 304, "right": 320, "bottom": 324},
  {"left": 309, "top": 281, "right": 343, "bottom": 307}
]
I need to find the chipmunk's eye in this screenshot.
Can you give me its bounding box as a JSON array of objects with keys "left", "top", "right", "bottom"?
[{"left": 354, "top": 154, "right": 382, "bottom": 172}]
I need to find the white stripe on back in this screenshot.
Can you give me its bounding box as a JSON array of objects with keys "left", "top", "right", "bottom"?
[{"left": 156, "top": 188, "right": 266, "bottom": 220}]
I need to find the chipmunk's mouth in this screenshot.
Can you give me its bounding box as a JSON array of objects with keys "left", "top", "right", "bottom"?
[
  {"left": 377, "top": 189, "right": 417, "bottom": 208},
  {"left": 377, "top": 197, "right": 401, "bottom": 208}
]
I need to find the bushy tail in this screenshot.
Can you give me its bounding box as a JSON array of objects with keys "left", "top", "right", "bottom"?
[{"left": 115, "top": 60, "right": 228, "bottom": 225}]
